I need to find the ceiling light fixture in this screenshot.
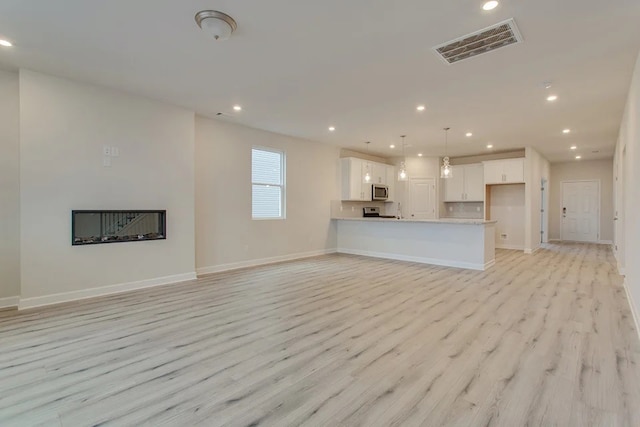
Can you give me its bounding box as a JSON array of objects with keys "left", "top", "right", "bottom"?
[
  {"left": 547, "top": 95, "right": 558, "bottom": 102},
  {"left": 195, "top": 10, "right": 238, "bottom": 41},
  {"left": 0, "top": 39, "right": 12, "bottom": 47},
  {"left": 233, "top": 105, "right": 242, "bottom": 111},
  {"left": 570, "top": 145, "right": 577, "bottom": 150},
  {"left": 563, "top": 129, "right": 571, "bottom": 134},
  {"left": 575, "top": 155, "right": 582, "bottom": 160},
  {"left": 417, "top": 105, "right": 426, "bottom": 111},
  {"left": 418, "top": 153, "right": 423, "bottom": 157},
  {"left": 390, "top": 144, "right": 395, "bottom": 149},
  {"left": 328, "top": 126, "right": 335, "bottom": 132},
  {"left": 398, "top": 135, "right": 408, "bottom": 181},
  {"left": 482, "top": 1, "right": 499, "bottom": 11},
  {"left": 466, "top": 132, "right": 473, "bottom": 137},
  {"left": 441, "top": 127, "right": 452, "bottom": 179},
  {"left": 487, "top": 144, "right": 494, "bottom": 149}
]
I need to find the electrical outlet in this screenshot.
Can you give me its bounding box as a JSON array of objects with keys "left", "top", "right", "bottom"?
[
  {"left": 103, "top": 156, "right": 111, "bottom": 167},
  {"left": 500, "top": 233, "right": 508, "bottom": 240},
  {"left": 103, "top": 145, "right": 111, "bottom": 156}
]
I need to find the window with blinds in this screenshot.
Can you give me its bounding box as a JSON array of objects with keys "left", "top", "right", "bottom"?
[{"left": 252, "top": 147, "right": 285, "bottom": 219}]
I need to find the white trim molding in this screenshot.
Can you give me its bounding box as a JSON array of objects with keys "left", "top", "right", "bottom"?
[
  {"left": 623, "top": 278, "right": 640, "bottom": 343},
  {"left": 337, "top": 248, "right": 494, "bottom": 271},
  {"left": 18, "top": 272, "right": 197, "bottom": 310},
  {"left": 496, "top": 244, "right": 525, "bottom": 251},
  {"left": 197, "top": 249, "right": 337, "bottom": 276},
  {"left": 0, "top": 296, "right": 19, "bottom": 310},
  {"left": 598, "top": 240, "right": 613, "bottom": 245}
]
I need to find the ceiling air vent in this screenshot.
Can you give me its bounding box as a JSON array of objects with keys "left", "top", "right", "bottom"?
[{"left": 433, "top": 18, "right": 523, "bottom": 65}]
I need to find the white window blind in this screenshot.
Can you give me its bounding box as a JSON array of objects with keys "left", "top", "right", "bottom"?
[{"left": 252, "top": 148, "right": 285, "bottom": 219}]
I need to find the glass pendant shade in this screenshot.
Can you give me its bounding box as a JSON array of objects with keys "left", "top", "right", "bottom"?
[
  {"left": 440, "top": 127, "right": 452, "bottom": 179},
  {"left": 397, "top": 135, "right": 408, "bottom": 181},
  {"left": 398, "top": 161, "right": 408, "bottom": 181},
  {"left": 441, "top": 156, "right": 452, "bottom": 179}
]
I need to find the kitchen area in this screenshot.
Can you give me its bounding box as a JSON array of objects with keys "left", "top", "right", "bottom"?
[{"left": 332, "top": 148, "right": 548, "bottom": 270}]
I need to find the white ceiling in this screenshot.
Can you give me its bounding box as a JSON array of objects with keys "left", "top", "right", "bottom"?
[{"left": 1, "top": 0, "right": 639, "bottom": 162}]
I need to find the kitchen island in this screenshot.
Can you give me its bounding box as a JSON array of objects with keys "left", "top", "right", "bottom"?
[{"left": 333, "top": 217, "right": 496, "bottom": 270}]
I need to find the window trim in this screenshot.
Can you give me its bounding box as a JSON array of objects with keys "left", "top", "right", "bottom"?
[{"left": 251, "top": 146, "right": 286, "bottom": 220}]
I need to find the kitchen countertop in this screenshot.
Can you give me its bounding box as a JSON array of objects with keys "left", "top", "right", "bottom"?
[{"left": 332, "top": 217, "right": 497, "bottom": 225}]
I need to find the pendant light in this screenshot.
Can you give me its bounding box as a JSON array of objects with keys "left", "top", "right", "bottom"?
[
  {"left": 440, "top": 127, "right": 453, "bottom": 179},
  {"left": 363, "top": 141, "right": 372, "bottom": 183},
  {"left": 398, "top": 135, "right": 408, "bottom": 181}
]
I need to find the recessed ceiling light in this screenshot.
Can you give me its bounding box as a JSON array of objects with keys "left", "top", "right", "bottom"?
[
  {"left": 563, "top": 129, "right": 571, "bottom": 134},
  {"left": 570, "top": 145, "right": 577, "bottom": 150},
  {"left": 233, "top": 105, "right": 242, "bottom": 111},
  {"left": 328, "top": 126, "right": 335, "bottom": 132},
  {"left": 0, "top": 39, "right": 12, "bottom": 47},
  {"left": 575, "top": 155, "right": 582, "bottom": 159},
  {"left": 416, "top": 105, "right": 426, "bottom": 111},
  {"left": 418, "top": 153, "right": 423, "bottom": 157},
  {"left": 466, "top": 132, "right": 473, "bottom": 137},
  {"left": 547, "top": 95, "right": 558, "bottom": 102},
  {"left": 389, "top": 144, "right": 395, "bottom": 149},
  {"left": 482, "top": 1, "right": 499, "bottom": 11},
  {"left": 487, "top": 144, "right": 493, "bottom": 149}
]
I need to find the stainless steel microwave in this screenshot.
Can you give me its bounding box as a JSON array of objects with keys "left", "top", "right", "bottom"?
[{"left": 372, "top": 184, "right": 389, "bottom": 201}]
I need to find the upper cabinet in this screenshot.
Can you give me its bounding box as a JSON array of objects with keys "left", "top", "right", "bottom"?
[
  {"left": 341, "top": 157, "right": 369, "bottom": 201},
  {"left": 443, "top": 163, "right": 484, "bottom": 202},
  {"left": 385, "top": 165, "right": 395, "bottom": 202},
  {"left": 341, "top": 157, "right": 394, "bottom": 201},
  {"left": 483, "top": 158, "right": 524, "bottom": 184}
]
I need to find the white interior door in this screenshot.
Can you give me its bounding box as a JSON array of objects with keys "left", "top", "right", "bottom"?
[
  {"left": 409, "top": 178, "right": 436, "bottom": 219},
  {"left": 561, "top": 181, "right": 599, "bottom": 242}
]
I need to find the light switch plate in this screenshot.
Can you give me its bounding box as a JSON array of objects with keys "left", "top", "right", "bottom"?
[
  {"left": 103, "top": 145, "right": 111, "bottom": 156},
  {"left": 111, "top": 146, "right": 119, "bottom": 157}
]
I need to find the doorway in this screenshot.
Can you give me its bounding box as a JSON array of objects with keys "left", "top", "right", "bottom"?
[
  {"left": 561, "top": 180, "right": 600, "bottom": 242},
  {"left": 408, "top": 178, "right": 436, "bottom": 219}
]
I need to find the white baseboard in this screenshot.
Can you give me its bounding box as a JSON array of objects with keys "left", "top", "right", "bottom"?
[
  {"left": 196, "top": 249, "right": 338, "bottom": 276},
  {"left": 496, "top": 244, "right": 525, "bottom": 251},
  {"left": 622, "top": 278, "right": 640, "bottom": 343},
  {"left": 524, "top": 246, "right": 541, "bottom": 255},
  {"left": 0, "top": 296, "right": 19, "bottom": 310},
  {"left": 618, "top": 262, "right": 626, "bottom": 276},
  {"left": 598, "top": 240, "right": 613, "bottom": 245},
  {"left": 18, "top": 272, "right": 197, "bottom": 310},
  {"left": 337, "top": 248, "right": 493, "bottom": 271}
]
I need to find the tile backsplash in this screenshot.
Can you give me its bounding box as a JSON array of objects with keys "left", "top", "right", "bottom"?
[{"left": 441, "top": 202, "right": 484, "bottom": 219}]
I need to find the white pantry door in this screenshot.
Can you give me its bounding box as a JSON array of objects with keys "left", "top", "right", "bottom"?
[
  {"left": 561, "top": 181, "right": 599, "bottom": 242},
  {"left": 409, "top": 178, "right": 436, "bottom": 219}
]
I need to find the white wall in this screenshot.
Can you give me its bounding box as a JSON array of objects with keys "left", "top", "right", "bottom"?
[
  {"left": 616, "top": 50, "right": 640, "bottom": 324},
  {"left": 549, "top": 159, "right": 614, "bottom": 242},
  {"left": 525, "top": 147, "right": 551, "bottom": 252},
  {"left": 194, "top": 116, "right": 339, "bottom": 273},
  {"left": 0, "top": 70, "right": 20, "bottom": 302},
  {"left": 488, "top": 184, "right": 526, "bottom": 250},
  {"left": 19, "top": 70, "right": 196, "bottom": 303}
]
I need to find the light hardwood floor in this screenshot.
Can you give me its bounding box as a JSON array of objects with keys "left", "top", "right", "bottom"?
[{"left": 1, "top": 243, "right": 639, "bottom": 426}]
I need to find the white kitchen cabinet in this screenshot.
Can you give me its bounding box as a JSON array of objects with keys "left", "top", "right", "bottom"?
[
  {"left": 484, "top": 158, "right": 524, "bottom": 184},
  {"left": 341, "top": 157, "right": 370, "bottom": 201},
  {"left": 371, "top": 163, "right": 387, "bottom": 185},
  {"left": 443, "top": 163, "right": 485, "bottom": 202}
]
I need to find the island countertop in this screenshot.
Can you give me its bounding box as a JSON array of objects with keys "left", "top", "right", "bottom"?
[{"left": 332, "top": 217, "right": 497, "bottom": 225}]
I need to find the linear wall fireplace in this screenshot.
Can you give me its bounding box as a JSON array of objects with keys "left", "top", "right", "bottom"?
[{"left": 72, "top": 210, "right": 166, "bottom": 246}]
